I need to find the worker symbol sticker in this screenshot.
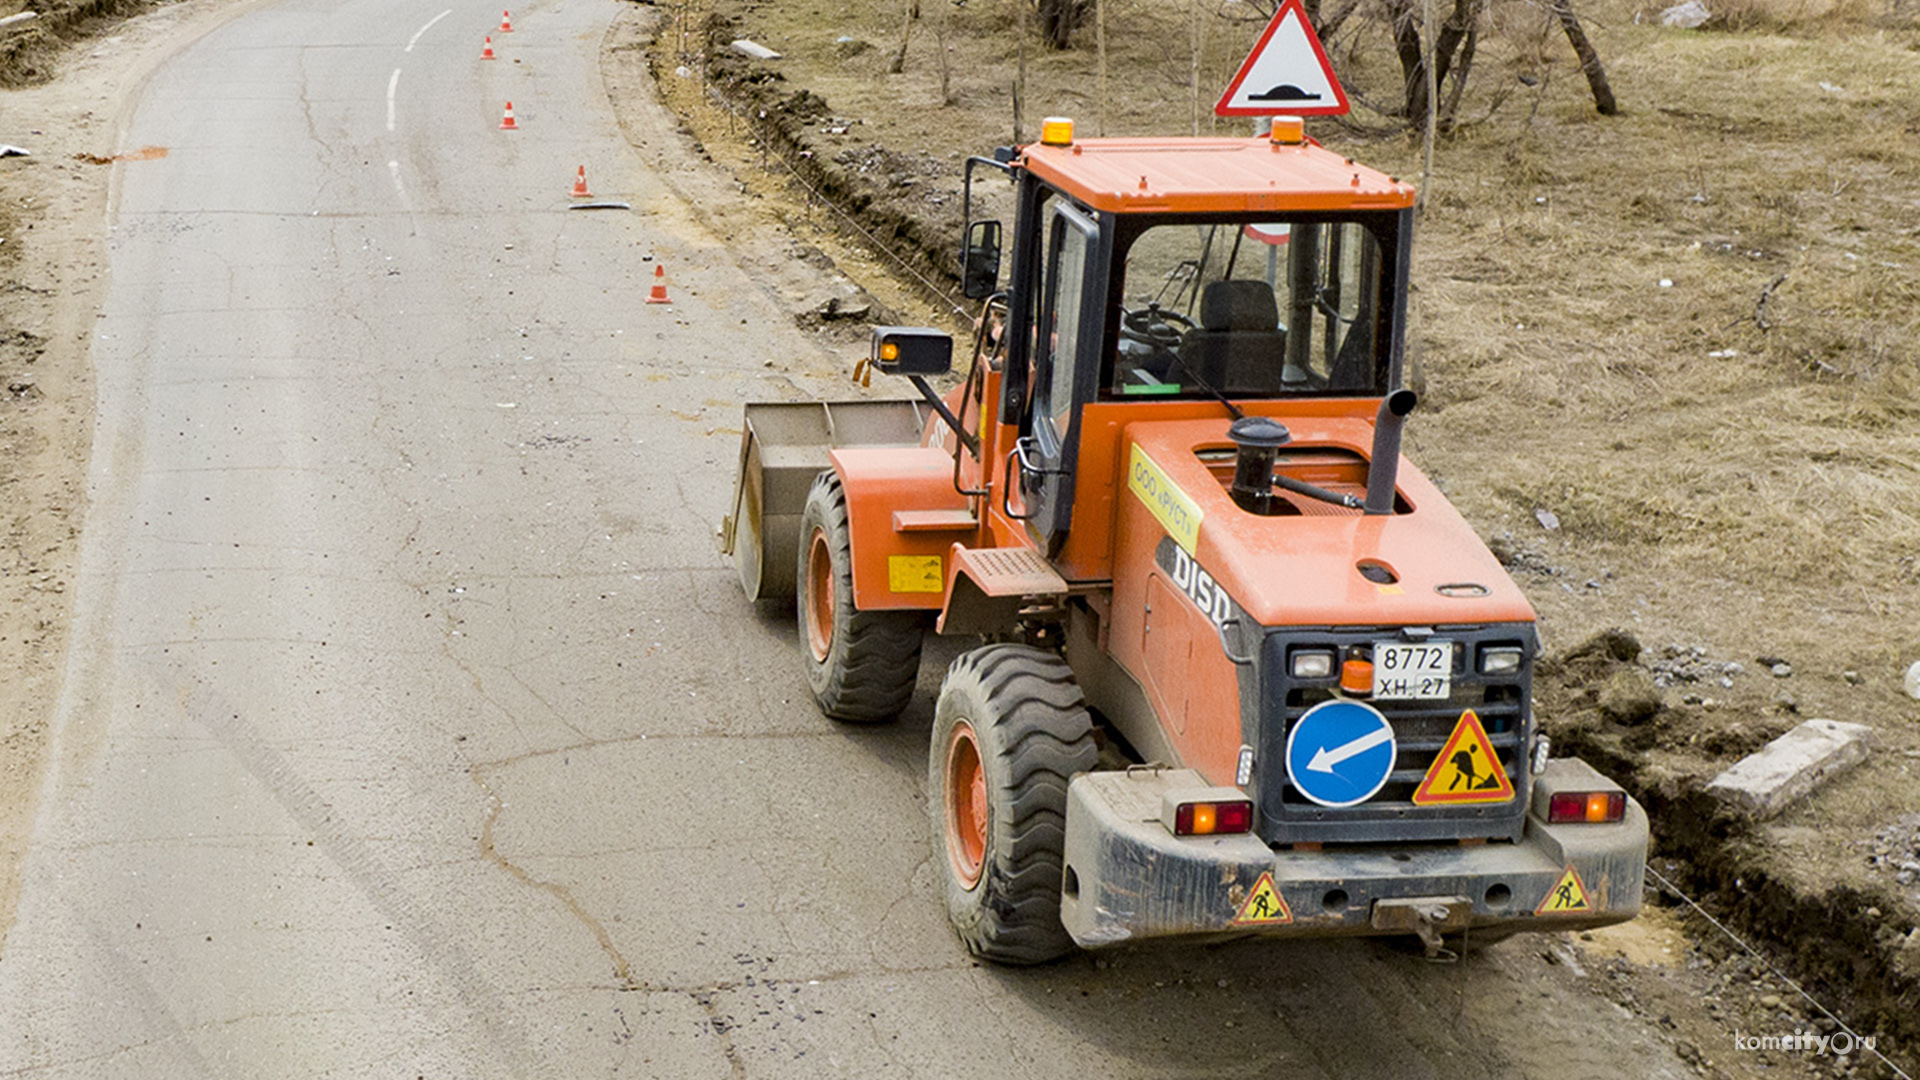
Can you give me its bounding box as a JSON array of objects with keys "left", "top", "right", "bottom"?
[
  {"left": 1232, "top": 872, "right": 1293, "bottom": 926},
  {"left": 1536, "top": 865, "right": 1592, "bottom": 915},
  {"left": 1410, "top": 709, "right": 1515, "bottom": 805},
  {"left": 887, "top": 555, "right": 943, "bottom": 593}
]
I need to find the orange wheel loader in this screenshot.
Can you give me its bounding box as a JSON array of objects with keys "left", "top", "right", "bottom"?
[{"left": 720, "top": 118, "right": 1647, "bottom": 964}]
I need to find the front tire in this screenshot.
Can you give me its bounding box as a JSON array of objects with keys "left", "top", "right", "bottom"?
[
  {"left": 930, "top": 644, "right": 1097, "bottom": 964},
  {"left": 797, "top": 471, "right": 924, "bottom": 722}
]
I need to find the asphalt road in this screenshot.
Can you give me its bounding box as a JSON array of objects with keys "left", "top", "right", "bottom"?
[{"left": 0, "top": 1, "right": 1698, "bottom": 1076}]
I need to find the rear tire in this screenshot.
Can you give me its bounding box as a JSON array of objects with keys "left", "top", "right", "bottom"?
[
  {"left": 930, "top": 644, "right": 1097, "bottom": 964},
  {"left": 797, "top": 471, "right": 924, "bottom": 722}
]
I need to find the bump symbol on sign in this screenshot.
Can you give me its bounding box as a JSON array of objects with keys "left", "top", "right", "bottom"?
[{"left": 1213, "top": 0, "right": 1351, "bottom": 117}]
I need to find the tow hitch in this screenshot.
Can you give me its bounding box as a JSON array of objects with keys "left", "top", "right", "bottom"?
[{"left": 1372, "top": 896, "right": 1473, "bottom": 961}]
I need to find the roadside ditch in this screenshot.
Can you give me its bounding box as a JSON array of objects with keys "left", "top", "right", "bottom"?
[
  {"left": 654, "top": 9, "right": 1918, "bottom": 1071},
  {"left": 0, "top": 0, "right": 171, "bottom": 85}
]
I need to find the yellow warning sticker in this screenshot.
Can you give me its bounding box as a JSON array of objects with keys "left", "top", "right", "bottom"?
[
  {"left": 1127, "top": 444, "right": 1203, "bottom": 555},
  {"left": 1231, "top": 872, "right": 1293, "bottom": 926},
  {"left": 887, "top": 554, "right": 944, "bottom": 593},
  {"left": 1411, "top": 709, "right": 1515, "bottom": 805},
  {"left": 1536, "top": 865, "right": 1592, "bottom": 914}
]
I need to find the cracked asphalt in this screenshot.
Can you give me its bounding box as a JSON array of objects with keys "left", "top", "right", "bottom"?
[{"left": 0, "top": 0, "right": 1738, "bottom": 1076}]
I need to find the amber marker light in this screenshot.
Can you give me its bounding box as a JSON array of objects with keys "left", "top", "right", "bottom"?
[
  {"left": 1340, "top": 657, "right": 1373, "bottom": 695},
  {"left": 879, "top": 341, "right": 900, "bottom": 362},
  {"left": 1173, "top": 800, "right": 1254, "bottom": 836},
  {"left": 1039, "top": 116, "right": 1075, "bottom": 146},
  {"left": 1547, "top": 791, "right": 1626, "bottom": 824},
  {"left": 1269, "top": 116, "right": 1305, "bottom": 144}
]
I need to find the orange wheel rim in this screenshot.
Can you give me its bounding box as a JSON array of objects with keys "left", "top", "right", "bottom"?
[
  {"left": 805, "top": 528, "right": 833, "bottom": 662},
  {"left": 943, "top": 720, "right": 987, "bottom": 888}
]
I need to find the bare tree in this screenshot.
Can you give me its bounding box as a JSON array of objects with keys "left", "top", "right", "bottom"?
[
  {"left": 1036, "top": 0, "right": 1091, "bottom": 48},
  {"left": 1550, "top": 0, "right": 1617, "bottom": 115},
  {"left": 889, "top": 0, "right": 919, "bottom": 74}
]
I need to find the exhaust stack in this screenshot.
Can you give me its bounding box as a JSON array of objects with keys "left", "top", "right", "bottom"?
[
  {"left": 1227, "top": 416, "right": 1292, "bottom": 515},
  {"left": 1365, "top": 389, "right": 1419, "bottom": 515}
]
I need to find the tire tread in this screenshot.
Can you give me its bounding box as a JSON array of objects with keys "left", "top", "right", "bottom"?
[
  {"left": 799, "top": 472, "right": 924, "bottom": 722},
  {"left": 931, "top": 644, "right": 1097, "bottom": 964}
]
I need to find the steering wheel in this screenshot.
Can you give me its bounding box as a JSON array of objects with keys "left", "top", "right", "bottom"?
[{"left": 1120, "top": 303, "right": 1194, "bottom": 349}]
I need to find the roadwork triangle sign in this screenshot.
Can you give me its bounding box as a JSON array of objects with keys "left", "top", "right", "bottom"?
[
  {"left": 1232, "top": 872, "right": 1293, "bottom": 925},
  {"left": 1214, "top": 0, "right": 1351, "bottom": 117},
  {"left": 1537, "top": 865, "right": 1592, "bottom": 914},
  {"left": 1411, "top": 710, "right": 1515, "bottom": 805}
]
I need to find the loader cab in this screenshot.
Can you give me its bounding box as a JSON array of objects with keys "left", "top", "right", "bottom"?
[{"left": 983, "top": 133, "right": 1416, "bottom": 553}]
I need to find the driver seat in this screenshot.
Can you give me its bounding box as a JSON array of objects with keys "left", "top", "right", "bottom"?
[{"left": 1176, "top": 280, "right": 1287, "bottom": 395}]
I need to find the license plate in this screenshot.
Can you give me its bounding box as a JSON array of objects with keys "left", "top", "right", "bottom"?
[{"left": 1373, "top": 642, "right": 1452, "bottom": 700}]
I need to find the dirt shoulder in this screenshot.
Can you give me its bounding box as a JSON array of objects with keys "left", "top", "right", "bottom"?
[
  {"left": 643, "top": 0, "right": 1920, "bottom": 1069},
  {"left": 0, "top": 0, "right": 263, "bottom": 949}
]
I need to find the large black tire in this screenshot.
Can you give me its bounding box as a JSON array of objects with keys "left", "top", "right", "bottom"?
[
  {"left": 929, "top": 644, "right": 1097, "bottom": 964},
  {"left": 797, "top": 471, "right": 924, "bottom": 722}
]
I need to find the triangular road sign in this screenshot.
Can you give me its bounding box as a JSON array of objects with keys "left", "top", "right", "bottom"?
[
  {"left": 1536, "top": 865, "right": 1592, "bottom": 914},
  {"left": 1215, "top": 0, "right": 1350, "bottom": 117},
  {"left": 1232, "top": 872, "right": 1294, "bottom": 925},
  {"left": 1411, "top": 709, "right": 1516, "bottom": 805}
]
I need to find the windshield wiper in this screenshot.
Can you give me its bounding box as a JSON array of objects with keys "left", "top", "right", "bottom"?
[{"left": 1176, "top": 358, "right": 1245, "bottom": 421}]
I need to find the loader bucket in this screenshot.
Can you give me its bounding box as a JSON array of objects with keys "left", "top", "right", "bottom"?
[{"left": 720, "top": 400, "right": 927, "bottom": 601}]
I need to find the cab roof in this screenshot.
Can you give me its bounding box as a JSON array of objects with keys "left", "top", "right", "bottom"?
[{"left": 1018, "top": 135, "right": 1417, "bottom": 216}]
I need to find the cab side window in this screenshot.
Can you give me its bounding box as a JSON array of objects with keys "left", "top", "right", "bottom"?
[{"left": 1034, "top": 202, "right": 1100, "bottom": 442}]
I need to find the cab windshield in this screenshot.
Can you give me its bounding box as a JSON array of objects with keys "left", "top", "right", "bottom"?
[{"left": 1107, "top": 216, "right": 1395, "bottom": 398}]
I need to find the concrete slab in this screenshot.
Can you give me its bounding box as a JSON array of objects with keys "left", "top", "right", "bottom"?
[{"left": 1706, "top": 718, "right": 1873, "bottom": 820}]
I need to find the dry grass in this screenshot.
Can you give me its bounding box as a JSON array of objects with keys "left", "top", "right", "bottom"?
[
  {"left": 700, "top": 0, "right": 1920, "bottom": 712},
  {"left": 1687, "top": 0, "right": 1881, "bottom": 31},
  {"left": 1365, "top": 5, "right": 1920, "bottom": 606}
]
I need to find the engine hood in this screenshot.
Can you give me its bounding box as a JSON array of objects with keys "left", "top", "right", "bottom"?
[{"left": 1123, "top": 417, "right": 1535, "bottom": 628}]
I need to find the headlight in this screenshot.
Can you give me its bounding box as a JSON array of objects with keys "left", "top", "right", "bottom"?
[
  {"left": 1481, "top": 646, "right": 1524, "bottom": 675},
  {"left": 1291, "top": 649, "right": 1335, "bottom": 679}
]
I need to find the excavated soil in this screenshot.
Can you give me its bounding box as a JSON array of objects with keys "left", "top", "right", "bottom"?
[
  {"left": 1, "top": 0, "right": 1915, "bottom": 1072},
  {"left": 645, "top": 0, "right": 1920, "bottom": 1069}
]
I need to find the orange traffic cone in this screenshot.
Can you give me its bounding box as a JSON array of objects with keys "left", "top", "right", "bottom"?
[
  {"left": 645, "top": 264, "right": 672, "bottom": 304},
  {"left": 481, "top": 36, "right": 496, "bottom": 59},
  {"left": 570, "top": 165, "right": 592, "bottom": 198},
  {"left": 499, "top": 9, "right": 513, "bottom": 31},
  {"left": 500, "top": 101, "right": 518, "bottom": 130}
]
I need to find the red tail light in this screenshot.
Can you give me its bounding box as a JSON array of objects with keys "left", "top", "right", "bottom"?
[
  {"left": 1547, "top": 791, "right": 1625, "bottom": 824},
  {"left": 1174, "top": 800, "right": 1254, "bottom": 836}
]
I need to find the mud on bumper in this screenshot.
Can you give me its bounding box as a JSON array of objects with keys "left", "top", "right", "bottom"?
[{"left": 1060, "top": 759, "right": 1648, "bottom": 949}]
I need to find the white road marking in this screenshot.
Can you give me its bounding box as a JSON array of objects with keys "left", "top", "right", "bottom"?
[
  {"left": 387, "top": 67, "right": 400, "bottom": 131},
  {"left": 405, "top": 8, "right": 452, "bottom": 52},
  {"left": 388, "top": 159, "right": 406, "bottom": 199}
]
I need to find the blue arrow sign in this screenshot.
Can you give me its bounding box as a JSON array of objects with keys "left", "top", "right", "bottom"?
[{"left": 1285, "top": 700, "right": 1396, "bottom": 808}]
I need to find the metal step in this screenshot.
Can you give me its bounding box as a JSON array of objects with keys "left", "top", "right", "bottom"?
[{"left": 952, "top": 545, "right": 1067, "bottom": 597}]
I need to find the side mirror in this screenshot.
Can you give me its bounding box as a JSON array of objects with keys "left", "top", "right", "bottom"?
[
  {"left": 871, "top": 326, "right": 953, "bottom": 377},
  {"left": 960, "top": 220, "right": 1002, "bottom": 300}
]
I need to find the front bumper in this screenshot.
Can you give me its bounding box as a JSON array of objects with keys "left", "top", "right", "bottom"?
[{"left": 1060, "top": 759, "right": 1647, "bottom": 948}]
